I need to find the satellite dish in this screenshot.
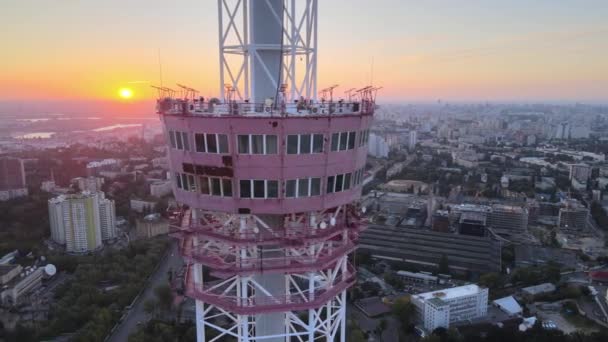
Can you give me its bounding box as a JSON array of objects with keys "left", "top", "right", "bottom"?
[
  {"left": 361, "top": 206, "right": 367, "bottom": 214},
  {"left": 319, "top": 222, "right": 327, "bottom": 230},
  {"left": 330, "top": 217, "right": 336, "bottom": 226},
  {"left": 44, "top": 264, "right": 57, "bottom": 277}
]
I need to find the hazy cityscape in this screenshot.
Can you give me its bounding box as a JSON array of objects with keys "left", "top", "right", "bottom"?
[{"left": 1, "top": 1, "right": 608, "bottom": 342}]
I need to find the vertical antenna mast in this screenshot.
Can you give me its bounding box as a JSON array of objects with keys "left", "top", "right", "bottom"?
[
  {"left": 158, "top": 48, "right": 164, "bottom": 89},
  {"left": 218, "top": 0, "right": 318, "bottom": 102}
]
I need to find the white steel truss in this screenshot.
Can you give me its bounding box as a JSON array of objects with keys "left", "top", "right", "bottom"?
[
  {"left": 180, "top": 207, "right": 359, "bottom": 342},
  {"left": 190, "top": 257, "right": 349, "bottom": 342},
  {"left": 218, "top": 0, "right": 318, "bottom": 101}
]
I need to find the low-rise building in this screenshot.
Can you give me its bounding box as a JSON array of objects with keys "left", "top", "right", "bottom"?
[
  {"left": 136, "top": 213, "right": 170, "bottom": 239},
  {"left": 412, "top": 284, "right": 488, "bottom": 331},
  {"left": 521, "top": 283, "right": 556, "bottom": 298},
  {"left": 396, "top": 270, "right": 438, "bottom": 285},
  {"left": 130, "top": 198, "right": 157, "bottom": 213},
  {"left": 0, "top": 267, "right": 44, "bottom": 306},
  {"left": 558, "top": 199, "right": 588, "bottom": 231},
  {"left": 0, "top": 264, "right": 22, "bottom": 285},
  {"left": 72, "top": 176, "right": 104, "bottom": 192}
]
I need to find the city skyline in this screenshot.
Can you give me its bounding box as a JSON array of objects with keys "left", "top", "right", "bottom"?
[{"left": 1, "top": 0, "right": 607, "bottom": 108}]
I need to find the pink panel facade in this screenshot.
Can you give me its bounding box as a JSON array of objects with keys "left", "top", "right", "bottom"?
[{"left": 162, "top": 113, "right": 373, "bottom": 214}]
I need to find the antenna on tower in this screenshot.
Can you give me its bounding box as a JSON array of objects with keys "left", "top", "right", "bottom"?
[
  {"left": 319, "top": 85, "right": 339, "bottom": 102},
  {"left": 177, "top": 84, "right": 199, "bottom": 101},
  {"left": 345, "top": 88, "right": 356, "bottom": 101},
  {"left": 370, "top": 56, "right": 375, "bottom": 86},
  {"left": 158, "top": 48, "right": 163, "bottom": 89}
]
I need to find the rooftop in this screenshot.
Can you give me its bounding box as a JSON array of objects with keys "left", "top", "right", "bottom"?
[
  {"left": 521, "top": 283, "right": 556, "bottom": 295},
  {"left": 0, "top": 264, "right": 20, "bottom": 276},
  {"left": 415, "top": 284, "right": 483, "bottom": 302},
  {"left": 493, "top": 296, "right": 522, "bottom": 315}
]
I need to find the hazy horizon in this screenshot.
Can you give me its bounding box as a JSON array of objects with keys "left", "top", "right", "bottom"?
[{"left": 1, "top": 0, "right": 607, "bottom": 107}]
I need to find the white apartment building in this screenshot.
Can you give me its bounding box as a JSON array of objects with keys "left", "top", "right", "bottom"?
[
  {"left": 412, "top": 284, "right": 488, "bottom": 331},
  {"left": 99, "top": 194, "right": 117, "bottom": 240},
  {"left": 48, "top": 192, "right": 116, "bottom": 253},
  {"left": 368, "top": 133, "right": 390, "bottom": 158}
]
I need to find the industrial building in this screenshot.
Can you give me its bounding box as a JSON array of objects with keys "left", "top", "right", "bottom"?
[
  {"left": 48, "top": 192, "right": 116, "bottom": 253},
  {"left": 411, "top": 284, "right": 488, "bottom": 331},
  {"left": 360, "top": 225, "right": 501, "bottom": 275},
  {"left": 488, "top": 204, "right": 529, "bottom": 235},
  {"left": 558, "top": 199, "right": 589, "bottom": 231},
  {"left": 0, "top": 266, "right": 44, "bottom": 306}
]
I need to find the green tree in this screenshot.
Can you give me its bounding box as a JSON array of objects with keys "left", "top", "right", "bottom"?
[
  {"left": 376, "top": 319, "right": 388, "bottom": 341},
  {"left": 392, "top": 297, "right": 415, "bottom": 334},
  {"left": 438, "top": 254, "right": 450, "bottom": 274},
  {"left": 144, "top": 298, "right": 158, "bottom": 317},
  {"left": 479, "top": 272, "right": 503, "bottom": 290},
  {"left": 154, "top": 284, "right": 173, "bottom": 313}
]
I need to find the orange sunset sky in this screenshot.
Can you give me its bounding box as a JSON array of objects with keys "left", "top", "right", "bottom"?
[{"left": 1, "top": 0, "right": 607, "bottom": 110}]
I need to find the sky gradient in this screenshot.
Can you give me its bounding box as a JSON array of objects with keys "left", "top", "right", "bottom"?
[{"left": 1, "top": 0, "right": 607, "bottom": 107}]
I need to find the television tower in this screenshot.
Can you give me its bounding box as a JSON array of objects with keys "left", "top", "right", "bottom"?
[{"left": 158, "top": 1, "right": 377, "bottom": 340}]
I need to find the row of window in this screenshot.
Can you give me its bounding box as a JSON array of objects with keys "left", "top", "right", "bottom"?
[
  {"left": 352, "top": 167, "right": 365, "bottom": 187},
  {"left": 239, "top": 179, "right": 279, "bottom": 199},
  {"left": 169, "top": 131, "right": 191, "bottom": 151},
  {"left": 358, "top": 129, "right": 370, "bottom": 147},
  {"left": 175, "top": 174, "right": 364, "bottom": 198},
  {"left": 176, "top": 173, "right": 233, "bottom": 197},
  {"left": 285, "top": 177, "right": 322, "bottom": 198},
  {"left": 286, "top": 134, "right": 324, "bottom": 154},
  {"left": 195, "top": 133, "right": 229, "bottom": 154},
  {"left": 169, "top": 130, "right": 370, "bottom": 154},
  {"left": 175, "top": 173, "right": 196, "bottom": 191},
  {"left": 238, "top": 134, "right": 278, "bottom": 155},
  {"left": 330, "top": 131, "right": 356, "bottom": 152},
  {"left": 326, "top": 172, "right": 352, "bottom": 194}
]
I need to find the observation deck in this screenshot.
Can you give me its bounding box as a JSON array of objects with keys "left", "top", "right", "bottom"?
[
  {"left": 159, "top": 96, "right": 375, "bottom": 215},
  {"left": 157, "top": 97, "right": 375, "bottom": 118}
]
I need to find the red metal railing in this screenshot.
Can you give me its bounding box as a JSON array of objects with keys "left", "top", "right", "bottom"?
[
  {"left": 171, "top": 216, "right": 364, "bottom": 247},
  {"left": 182, "top": 242, "right": 356, "bottom": 275}
]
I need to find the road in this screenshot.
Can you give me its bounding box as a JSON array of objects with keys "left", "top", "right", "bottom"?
[{"left": 107, "top": 240, "right": 184, "bottom": 342}]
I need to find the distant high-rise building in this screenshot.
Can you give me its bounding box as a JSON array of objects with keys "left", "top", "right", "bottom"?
[
  {"left": 368, "top": 132, "right": 390, "bottom": 158},
  {"left": 408, "top": 130, "right": 418, "bottom": 150},
  {"left": 554, "top": 122, "right": 570, "bottom": 140},
  {"left": 569, "top": 164, "right": 591, "bottom": 183},
  {"left": 0, "top": 157, "right": 28, "bottom": 201},
  {"left": 48, "top": 192, "right": 116, "bottom": 253}
]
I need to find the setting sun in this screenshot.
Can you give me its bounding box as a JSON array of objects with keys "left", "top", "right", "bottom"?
[{"left": 118, "top": 88, "right": 133, "bottom": 99}]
